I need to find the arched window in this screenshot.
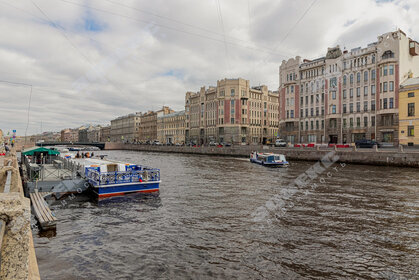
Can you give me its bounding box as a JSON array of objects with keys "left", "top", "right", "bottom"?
[
  {"left": 350, "top": 74, "right": 354, "bottom": 84},
  {"left": 343, "top": 75, "right": 347, "bottom": 86}
]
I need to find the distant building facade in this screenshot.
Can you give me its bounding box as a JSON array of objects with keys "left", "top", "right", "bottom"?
[
  {"left": 157, "top": 111, "right": 186, "bottom": 144},
  {"left": 110, "top": 113, "right": 141, "bottom": 143},
  {"left": 399, "top": 76, "right": 419, "bottom": 146},
  {"left": 87, "top": 125, "right": 101, "bottom": 142},
  {"left": 185, "top": 78, "right": 279, "bottom": 145},
  {"left": 100, "top": 126, "right": 111, "bottom": 142},
  {"left": 139, "top": 106, "right": 174, "bottom": 142},
  {"left": 279, "top": 29, "right": 419, "bottom": 145}
]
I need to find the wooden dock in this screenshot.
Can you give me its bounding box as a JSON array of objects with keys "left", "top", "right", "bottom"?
[{"left": 30, "top": 191, "right": 56, "bottom": 230}]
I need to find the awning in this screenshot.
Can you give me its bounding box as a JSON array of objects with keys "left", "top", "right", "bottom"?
[{"left": 22, "top": 147, "right": 60, "bottom": 156}]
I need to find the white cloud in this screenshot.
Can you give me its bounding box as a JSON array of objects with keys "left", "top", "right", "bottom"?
[{"left": 0, "top": 0, "right": 417, "bottom": 135}]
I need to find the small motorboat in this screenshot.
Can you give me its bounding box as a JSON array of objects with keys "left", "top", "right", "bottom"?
[{"left": 250, "top": 152, "right": 289, "bottom": 167}]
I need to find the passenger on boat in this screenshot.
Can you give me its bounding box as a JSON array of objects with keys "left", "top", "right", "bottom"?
[{"left": 76, "top": 152, "right": 80, "bottom": 158}]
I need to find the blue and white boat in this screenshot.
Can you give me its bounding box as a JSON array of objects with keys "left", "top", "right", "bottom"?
[
  {"left": 250, "top": 152, "right": 289, "bottom": 167},
  {"left": 79, "top": 158, "right": 161, "bottom": 199}
]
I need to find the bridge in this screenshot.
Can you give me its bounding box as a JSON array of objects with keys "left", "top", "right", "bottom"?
[{"left": 35, "top": 141, "right": 106, "bottom": 150}]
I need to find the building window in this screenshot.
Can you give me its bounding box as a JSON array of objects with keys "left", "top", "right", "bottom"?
[
  {"left": 364, "top": 71, "right": 368, "bottom": 82},
  {"left": 350, "top": 89, "right": 353, "bottom": 98},
  {"left": 350, "top": 118, "right": 353, "bottom": 127},
  {"left": 343, "top": 75, "right": 347, "bottom": 86},
  {"left": 300, "top": 109, "right": 303, "bottom": 117},
  {"left": 343, "top": 104, "right": 347, "bottom": 113},
  {"left": 311, "top": 121, "right": 314, "bottom": 130},
  {"left": 220, "top": 90, "right": 225, "bottom": 96},
  {"left": 231, "top": 89, "right": 235, "bottom": 97},
  {"left": 371, "top": 116, "right": 375, "bottom": 126},
  {"left": 332, "top": 105, "right": 336, "bottom": 114},
  {"left": 357, "top": 87, "right": 360, "bottom": 97},
  {"left": 343, "top": 119, "right": 347, "bottom": 128},
  {"left": 364, "top": 101, "right": 368, "bottom": 111},
  {"left": 389, "top": 65, "right": 394, "bottom": 75},
  {"left": 356, "top": 102, "right": 360, "bottom": 112},
  {"left": 383, "top": 82, "right": 388, "bottom": 92},
  {"left": 311, "top": 108, "right": 314, "bottom": 116},
  {"left": 371, "top": 85, "right": 376, "bottom": 95},
  {"left": 408, "top": 92, "right": 415, "bottom": 98},
  {"left": 371, "top": 69, "right": 376, "bottom": 80},
  {"left": 332, "top": 91, "right": 336, "bottom": 100},
  {"left": 364, "top": 86, "right": 368, "bottom": 96},
  {"left": 241, "top": 89, "right": 246, "bottom": 96},
  {"left": 371, "top": 100, "right": 376, "bottom": 111},
  {"left": 372, "top": 55, "right": 375, "bottom": 63},
  {"left": 306, "top": 121, "right": 308, "bottom": 130},
  {"left": 290, "top": 110, "right": 294, "bottom": 118},
  {"left": 408, "top": 103, "right": 415, "bottom": 116},
  {"left": 389, "top": 81, "right": 394, "bottom": 91},
  {"left": 291, "top": 85, "right": 294, "bottom": 93},
  {"left": 343, "top": 89, "right": 347, "bottom": 99},
  {"left": 350, "top": 103, "right": 353, "bottom": 113},
  {"left": 356, "top": 117, "right": 361, "bottom": 127},
  {"left": 321, "top": 120, "right": 324, "bottom": 129},
  {"left": 316, "top": 120, "right": 319, "bottom": 129},
  {"left": 316, "top": 107, "right": 319, "bottom": 116},
  {"left": 364, "top": 116, "right": 368, "bottom": 127},
  {"left": 300, "top": 96, "right": 303, "bottom": 105},
  {"left": 350, "top": 74, "right": 354, "bottom": 84},
  {"left": 383, "top": 98, "right": 388, "bottom": 109},
  {"left": 408, "top": 126, "right": 414, "bottom": 136},
  {"left": 389, "top": 98, "right": 394, "bottom": 109},
  {"left": 231, "top": 118, "right": 235, "bottom": 124},
  {"left": 383, "top": 65, "right": 388, "bottom": 76},
  {"left": 357, "top": 72, "right": 361, "bottom": 83}
]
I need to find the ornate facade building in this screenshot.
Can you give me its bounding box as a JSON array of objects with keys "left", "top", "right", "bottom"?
[
  {"left": 185, "top": 78, "right": 278, "bottom": 145},
  {"left": 279, "top": 29, "right": 419, "bottom": 145},
  {"left": 157, "top": 111, "right": 186, "bottom": 144}
]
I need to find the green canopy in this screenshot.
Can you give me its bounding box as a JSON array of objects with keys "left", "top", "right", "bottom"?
[{"left": 22, "top": 147, "right": 60, "bottom": 156}]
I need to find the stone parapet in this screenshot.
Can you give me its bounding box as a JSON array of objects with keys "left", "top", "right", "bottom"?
[{"left": 105, "top": 142, "right": 419, "bottom": 168}]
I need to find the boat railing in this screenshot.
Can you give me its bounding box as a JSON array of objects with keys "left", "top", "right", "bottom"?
[{"left": 86, "top": 168, "right": 161, "bottom": 186}]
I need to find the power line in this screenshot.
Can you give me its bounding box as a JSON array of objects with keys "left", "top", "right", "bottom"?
[
  {"left": 57, "top": 0, "right": 293, "bottom": 58},
  {"left": 102, "top": 0, "right": 289, "bottom": 57}
]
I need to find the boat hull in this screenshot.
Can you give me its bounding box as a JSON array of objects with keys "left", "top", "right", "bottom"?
[
  {"left": 250, "top": 158, "right": 289, "bottom": 167},
  {"left": 92, "top": 181, "right": 161, "bottom": 198}
]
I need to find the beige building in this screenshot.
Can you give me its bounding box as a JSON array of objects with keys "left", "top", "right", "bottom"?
[
  {"left": 185, "top": 78, "right": 278, "bottom": 145},
  {"left": 87, "top": 125, "right": 102, "bottom": 143},
  {"left": 139, "top": 106, "right": 174, "bottom": 142},
  {"left": 100, "top": 126, "right": 111, "bottom": 142},
  {"left": 110, "top": 113, "right": 142, "bottom": 143},
  {"left": 157, "top": 111, "right": 186, "bottom": 144},
  {"left": 279, "top": 29, "right": 419, "bottom": 145}
]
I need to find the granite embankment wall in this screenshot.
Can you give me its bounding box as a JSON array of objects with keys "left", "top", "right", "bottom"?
[
  {"left": 105, "top": 143, "right": 419, "bottom": 168},
  {"left": 0, "top": 150, "right": 40, "bottom": 280}
]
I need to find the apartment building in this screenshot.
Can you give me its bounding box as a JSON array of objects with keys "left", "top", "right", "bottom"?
[
  {"left": 100, "top": 126, "right": 111, "bottom": 142},
  {"left": 279, "top": 29, "right": 419, "bottom": 145},
  {"left": 157, "top": 111, "right": 186, "bottom": 144},
  {"left": 185, "top": 78, "right": 278, "bottom": 145},
  {"left": 399, "top": 76, "right": 419, "bottom": 146},
  {"left": 110, "top": 113, "right": 142, "bottom": 143},
  {"left": 138, "top": 106, "right": 174, "bottom": 142}
]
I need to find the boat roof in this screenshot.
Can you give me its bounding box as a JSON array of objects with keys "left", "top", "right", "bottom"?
[{"left": 22, "top": 146, "right": 60, "bottom": 156}]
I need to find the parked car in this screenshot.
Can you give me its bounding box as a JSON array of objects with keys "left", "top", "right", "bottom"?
[
  {"left": 152, "top": 140, "right": 161, "bottom": 145},
  {"left": 355, "top": 139, "right": 380, "bottom": 148},
  {"left": 275, "top": 139, "right": 287, "bottom": 147},
  {"left": 209, "top": 141, "right": 218, "bottom": 146}
]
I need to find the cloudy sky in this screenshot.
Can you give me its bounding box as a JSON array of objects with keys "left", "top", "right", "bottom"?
[{"left": 0, "top": 0, "right": 418, "bottom": 136}]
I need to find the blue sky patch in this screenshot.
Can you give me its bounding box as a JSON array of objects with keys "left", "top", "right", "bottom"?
[
  {"left": 83, "top": 10, "right": 105, "bottom": 32},
  {"left": 161, "top": 69, "right": 184, "bottom": 80}
]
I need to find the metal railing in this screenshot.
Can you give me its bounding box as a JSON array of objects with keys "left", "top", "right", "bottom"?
[{"left": 86, "top": 168, "right": 160, "bottom": 186}]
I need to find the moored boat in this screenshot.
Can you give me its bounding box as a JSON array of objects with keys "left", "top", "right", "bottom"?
[
  {"left": 72, "top": 158, "right": 161, "bottom": 199},
  {"left": 250, "top": 152, "right": 289, "bottom": 167}
]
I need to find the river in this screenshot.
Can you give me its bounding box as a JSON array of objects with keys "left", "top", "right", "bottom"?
[{"left": 33, "top": 150, "right": 419, "bottom": 279}]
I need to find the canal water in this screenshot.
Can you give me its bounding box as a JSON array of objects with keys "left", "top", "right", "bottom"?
[{"left": 33, "top": 150, "right": 418, "bottom": 280}]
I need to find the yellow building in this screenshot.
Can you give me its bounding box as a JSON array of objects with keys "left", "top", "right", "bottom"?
[{"left": 399, "top": 76, "right": 419, "bottom": 146}]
